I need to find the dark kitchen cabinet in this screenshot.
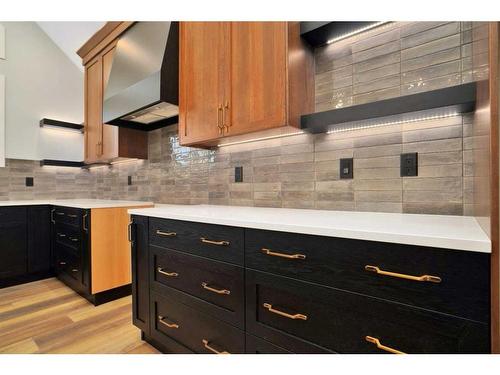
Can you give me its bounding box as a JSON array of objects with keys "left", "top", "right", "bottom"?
[
  {"left": 27, "top": 205, "right": 51, "bottom": 274},
  {"left": 0, "top": 207, "right": 28, "bottom": 280},
  {"left": 131, "top": 215, "right": 150, "bottom": 335}
]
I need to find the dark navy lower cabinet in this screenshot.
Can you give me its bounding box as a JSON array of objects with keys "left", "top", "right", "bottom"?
[
  {"left": 130, "top": 216, "right": 491, "bottom": 354},
  {"left": 0, "top": 206, "right": 52, "bottom": 288}
]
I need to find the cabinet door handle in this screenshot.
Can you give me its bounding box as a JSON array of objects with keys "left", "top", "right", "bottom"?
[
  {"left": 262, "top": 303, "right": 308, "bottom": 321},
  {"left": 69, "top": 237, "right": 78, "bottom": 242},
  {"left": 59, "top": 261, "right": 67, "bottom": 265},
  {"left": 202, "top": 339, "right": 229, "bottom": 354},
  {"left": 364, "top": 265, "right": 441, "bottom": 283},
  {"left": 156, "top": 230, "right": 177, "bottom": 237},
  {"left": 67, "top": 214, "right": 78, "bottom": 218},
  {"left": 365, "top": 336, "right": 405, "bottom": 354},
  {"left": 158, "top": 315, "right": 179, "bottom": 329},
  {"left": 83, "top": 212, "right": 88, "bottom": 232},
  {"left": 200, "top": 237, "right": 230, "bottom": 246},
  {"left": 72, "top": 268, "right": 79, "bottom": 273},
  {"left": 217, "top": 104, "right": 223, "bottom": 135},
  {"left": 55, "top": 212, "right": 65, "bottom": 216},
  {"left": 57, "top": 233, "right": 66, "bottom": 238},
  {"left": 261, "top": 248, "right": 306, "bottom": 260},
  {"left": 128, "top": 222, "right": 133, "bottom": 243},
  {"left": 50, "top": 209, "right": 55, "bottom": 224},
  {"left": 157, "top": 267, "right": 178, "bottom": 277},
  {"left": 222, "top": 101, "right": 230, "bottom": 132},
  {"left": 201, "top": 282, "right": 230, "bottom": 295}
]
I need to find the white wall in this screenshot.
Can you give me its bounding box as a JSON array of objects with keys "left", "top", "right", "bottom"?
[{"left": 0, "top": 22, "right": 84, "bottom": 161}]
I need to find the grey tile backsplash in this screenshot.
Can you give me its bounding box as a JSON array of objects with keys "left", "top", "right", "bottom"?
[{"left": 0, "top": 21, "right": 489, "bottom": 216}]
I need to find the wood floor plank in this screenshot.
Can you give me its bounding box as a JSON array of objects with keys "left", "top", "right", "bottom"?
[{"left": 0, "top": 279, "right": 157, "bottom": 354}]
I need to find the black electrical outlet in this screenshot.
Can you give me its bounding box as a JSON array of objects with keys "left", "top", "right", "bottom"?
[
  {"left": 25, "top": 177, "right": 34, "bottom": 187},
  {"left": 401, "top": 153, "right": 418, "bottom": 177},
  {"left": 340, "top": 158, "right": 353, "bottom": 179},
  {"left": 235, "top": 166, "right": 243, "bottom": 183},
  {"left": 128, "top": 176, "right": 132, "bottom": 186}
]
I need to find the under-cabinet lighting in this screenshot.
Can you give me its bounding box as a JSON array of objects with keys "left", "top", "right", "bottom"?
[
  {"left": 110, "top": 158, "right": 139, "bottom": 165},
  {"left": 326, "top": 22, "right": 390, "bottom": 44},
  {"left": 85, "top": 163, "right": 111, "bottom": 170},
  {"left": 326, "top": 112, "right": 460, "bottom": 134},
  {"left": 217, "top": 131, "right": 305, "bottom": 148}
]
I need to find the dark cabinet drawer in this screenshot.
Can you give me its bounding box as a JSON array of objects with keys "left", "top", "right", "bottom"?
[
  {"left": 245, "top": 229, "right": 490, "bottom": 323},
  {"left": 150, "top": 245, "right": 244, "bottom": 328},
  {"left": 54, "top": 243, "right": 82, "bottom": 283},
  {"left": 246, "top": 270, "right": 489, "bottom": 354},
  {"left": 150, "top": 218, "right": 244, "bottom": 265},
  {"left": 52, "top": 206, "right": 86, "bottom": 228},
  {"left": 54, "top": 223, "right": 82, "bottom": 252},
  {"left": 150, "top": 291, "right": 245, "bottom": 354}
]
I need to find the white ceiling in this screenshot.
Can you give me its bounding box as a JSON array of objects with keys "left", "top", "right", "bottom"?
[{"left": 37, "top": 22, "right": 106, "bottom": 71}]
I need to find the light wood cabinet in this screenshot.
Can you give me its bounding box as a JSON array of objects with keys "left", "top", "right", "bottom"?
[
  {"left": 179, "top": 22, "right": 314, "bottom": 147},
  {"left": 81, "top": 24, "right": 147, "bottom": 164}
]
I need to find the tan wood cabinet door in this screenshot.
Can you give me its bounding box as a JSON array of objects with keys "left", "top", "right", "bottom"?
[
  {"left": 225, "top": 22, "right": 288, "bottom": 136},
  {"left": 85, "top": 57, "right": 103, "bottom": 164},
  {"left": 101, "top": 44, "right": 119, "bottom": 160},
  {"left": 179, "top": 22, "right": 228, "bottom": 145}
]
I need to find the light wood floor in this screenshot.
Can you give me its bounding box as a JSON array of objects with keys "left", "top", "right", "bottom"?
[{"left": 0, "top": 278, "right": 159, "bottom": 354}]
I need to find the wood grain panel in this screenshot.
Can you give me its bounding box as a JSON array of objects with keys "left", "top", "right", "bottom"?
[
  {"left": 228, "top": 22, "right": 287, "bottom": 136},
  {"left": 90, "top": 205, "right": 152, "bottom": 294},
  {"left": 101, "top": 43, "right": 119, "bottom": 160},
  {"left": 179, "top": 22, "right": 227, "bottom": 145},
  {"left": 84, "top": 57, "right": 103, "bottom": 164}
]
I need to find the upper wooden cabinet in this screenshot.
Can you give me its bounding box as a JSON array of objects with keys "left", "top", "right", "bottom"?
[
  {"left": 179, "top": 22, "right": 314, "bottom": 147},
  {"left": 80, "top": 22, "right": 147, "bottom": 164}
]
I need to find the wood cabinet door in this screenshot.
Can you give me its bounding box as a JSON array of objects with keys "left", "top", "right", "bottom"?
[
  {"left": 179, "top": 22, "right": 228, "bottom": 145},
  {"left": 101, "top": 44, "right": 119, "bottom": 160},
  {"left": 85, "top": 57, "right": 103, "bottom": 164},
  {"left": 226, "top": 22, "right": 287, "bottom": 136}
]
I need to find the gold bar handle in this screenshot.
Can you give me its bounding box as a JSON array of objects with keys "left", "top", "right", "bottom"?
[
  {"left": 200, "top": 237, "right": 230, "bottom": 246},
  {"left": 50, "top": 209, "right": 55, "bottom": 224},
  {"left": 262, "top": 303, "right": 308, "bottom": 321},
  {"left": 201, "top": 282, "right": 230, "bottom": 295},
  {"left": 261, "top": 248, "right": 306, "bottom": 260},
  {"left": 158, "top": 315, "right": 179, "bottom": 329},
  {"left": 59, "top": 261, "right": 66, "bottom": 265},
  {"left": 156, "top": 230, "right": 177, "bottom": 237},
  {"left": 365, "top": 336, "right": 405, "bottom": 354},
  {"left": 202, "top": 339, "right": 229, "bottom": 354},
  {"left": 217, "top": 104, "right": 223, "bottom": 134},
  {"left": 223, "top": 101, "right": 230, "bottom": 132},
  {"left": 157, "top": 267, "right": 178, "bottom": 277},
  {"left": 69, "top": 237, "right": 79, "bottom": 242},
  {"left": 67, "top": 214, "right": 78, "bottom": 218},
  {"left": 364, "top": 265, "right": 441, "bottom": 283}
]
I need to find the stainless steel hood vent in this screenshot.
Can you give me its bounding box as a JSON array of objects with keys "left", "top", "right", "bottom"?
[{"left": 103, "top": 21, "right": 179, "bottom": 131}]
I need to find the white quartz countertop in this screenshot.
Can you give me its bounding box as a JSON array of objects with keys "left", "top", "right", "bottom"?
[
  {"left": 128, "top": 204, "right": 491, "bottom": 253},
  {"left": 0, "top": 199, "right": 154, "bottom": 209}
]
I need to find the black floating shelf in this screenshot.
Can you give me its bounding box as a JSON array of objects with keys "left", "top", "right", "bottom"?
[
  {"left": 301, "top": 82, "right": 477, "bottom": 134},
  {"left": 300, "top": 21, "right": 383, "bottom": 47},
  {"left": 40, "top": 159, "right": 85, "bottom": 168},
  {"left": 39, "top": 118, "right": 84, "bottom": 132}
]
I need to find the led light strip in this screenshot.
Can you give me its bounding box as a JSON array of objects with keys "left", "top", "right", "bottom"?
[
  {"left": 326, "top": 22, "right": 391, "bottom": 45},
  {"left": 217, "top": 131, "right": 305, "bottom": 148},
  {"left": 110, "top": 158, "right": 139, "bottom": 165},
  {"left": 326, "top": 112, "right": 460, "bottom": 134}
]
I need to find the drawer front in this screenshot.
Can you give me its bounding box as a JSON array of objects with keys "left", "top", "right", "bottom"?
[
  {"left": 150, "top": 291, "right": 245, "bottom": 354},
  {"left": 245, "top": 229, "right": 490, "bottom": 323},
  {"left": 150, "top": 218, "right": 244, "bottom": 265},
  {"left": 54, "top": 243, "right": 82, "bottom": 283},
  {"left": 54, "top": 223, "right": 82, "bottom": 252},
  {"left": 52, "top": 206, "right": 85, "bottom": 228},
  {"left": 0, "top": 206, "right": 27, "bottom": 224},
  {"left": 245, "top": 334, "right": 291, "bottom": 354},
  {"left": 246, "top": 270, "right": 489, "bottom": 354},
  {"left": 151, "top": 245, "right": 245, "bottom": 328}
]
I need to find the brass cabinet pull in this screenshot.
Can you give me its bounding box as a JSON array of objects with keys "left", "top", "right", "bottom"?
[
  {"left": 222, "top": 101, "right": 230, "bottom": 132},
  {"left": 364, "top": 265, "right": 442, "bottom": 283},
  {"left": 72, "top": 268, "right": 79, "bottom": 273},
  {"left": 67, "top": 214, "right": 78, "bottom": 218},
  {"left": 55, "top": 212, "right": 65, "bottom": 216},
  {"left": 261, "top": 248, "right": 306, "bottom": 260},
  {"left": 202, "top": 339, "right": 229, "bottom": 354},
  {"left": 157, "top": 267, "right": 178, "bottom": 277},
  {"left": 217, "top": 104, "right": 223, "bottom": 134},
  {"left": 57, "top": 233, "right": 66, "bottom": 238},
  {"left": 69, "top": 237, "right": 79, "bottom": 242},
  {"left": 50, "top": 209, "right": 55, "bottom": 224},
  {"left": 156, "top": 230, "right": 177, "bottom": 237},
  {"left": 201, "top": 282, "right": 230, "bottom": 295},
  {"left": 262, "top": 303, "right": 308, "bottom": 321},
  {"left": 200, "top": 237, "right": 230, "bottom": 246},
  {"left": 128, "top": 221, "right": 133, "bottom": 243},
  {"left": 158, "top": 315, "right": 179, "bottom": 329},
  {"left": 59, "top": 261, "right": 66, "bottom": 265},
  {"left": 83, "top": 212, "right": 88, "bottom": 232},
  {"left": 365, "top": 336, "right": 405, "bottom": 354}
]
